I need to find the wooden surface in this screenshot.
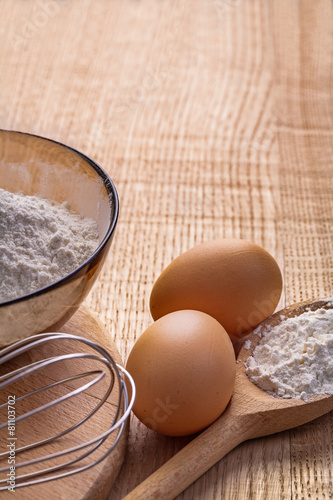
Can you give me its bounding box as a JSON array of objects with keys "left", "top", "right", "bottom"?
[
  {"left": 1, "top": 1, "right": 333, "bottom": 499},
  {"left": 0, "top": 307, "right": 128, "bottom": 499}
]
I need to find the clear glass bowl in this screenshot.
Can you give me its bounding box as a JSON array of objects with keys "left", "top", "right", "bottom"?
[{"left": 0, "top": 130, "right": 119, "bottom": 345}]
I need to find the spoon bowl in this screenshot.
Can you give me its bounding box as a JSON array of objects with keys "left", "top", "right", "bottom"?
[
  {"left": 124, "top": 297, "right": 333, "bottom": 500},
  {"left": 234, "top": 296, "right": 333, "bottom": 437}
]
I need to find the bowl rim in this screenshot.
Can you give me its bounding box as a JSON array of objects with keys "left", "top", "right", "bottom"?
[{"left": 0, "top": 129, "right": 119, "bottom": 308}]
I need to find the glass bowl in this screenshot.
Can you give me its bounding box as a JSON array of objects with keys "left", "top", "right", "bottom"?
[{"left": 0, "top": 130, "right": 119, "bottom": 346}]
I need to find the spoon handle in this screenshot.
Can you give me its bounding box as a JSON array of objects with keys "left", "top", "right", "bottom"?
[{"left": 123, "top": 410, "right": 261, "bottom": 500}]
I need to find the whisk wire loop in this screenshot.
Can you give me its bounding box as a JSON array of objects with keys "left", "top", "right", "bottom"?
[{"left": 0, "top": 332, "right": 135, "bottom": 490}]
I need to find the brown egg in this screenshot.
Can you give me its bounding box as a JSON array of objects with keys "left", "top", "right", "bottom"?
[
  {"left": 150, "top": 239, "right": 283, "bottom": 339},
  {"left": 125, "top": 310, "right": 236, "bottom": 436}
]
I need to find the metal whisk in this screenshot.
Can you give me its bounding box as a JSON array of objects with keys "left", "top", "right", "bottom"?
[{"left": 0, "top": 332, "right": 135, "bottom": 491}]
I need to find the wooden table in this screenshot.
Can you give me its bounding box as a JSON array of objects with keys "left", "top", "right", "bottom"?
[{"left": 2, "top": 1, "right": 332, "bottom": 498}]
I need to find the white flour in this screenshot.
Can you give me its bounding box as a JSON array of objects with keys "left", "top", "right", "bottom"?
[
  {"left": 245, "top": 305, "right": 333, "bottom": 400},
  {"left": 0, "top": 188, "right": 99, "bottom": 302}
]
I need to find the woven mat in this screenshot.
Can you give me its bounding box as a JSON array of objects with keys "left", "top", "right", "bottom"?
[{"left": 1, "top": 1, "right": 333, "bottom": 498}]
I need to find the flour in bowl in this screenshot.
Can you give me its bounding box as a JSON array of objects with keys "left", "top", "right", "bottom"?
[
  {"left": 0, "top": 188, "right": 99, "bottom": 302},
  {"left": 245, "top": 305, "right": 333, "bottom": 400}
]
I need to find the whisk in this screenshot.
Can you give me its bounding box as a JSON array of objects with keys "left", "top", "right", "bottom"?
[{"left": 0, "top": 332, "right": 135, "bottom": 491}]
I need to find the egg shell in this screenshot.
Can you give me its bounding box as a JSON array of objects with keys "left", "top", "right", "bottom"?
[
  {"left": 125, "top": 310, "right": 236, "bottom": 436},
  {"left": 150, "top": 239, "right": 283, "bottom": 339}
]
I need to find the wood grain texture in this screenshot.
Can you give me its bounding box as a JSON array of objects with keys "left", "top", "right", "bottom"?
[{"left": 1, "top": 0, "right": 332, "bottom": 498}]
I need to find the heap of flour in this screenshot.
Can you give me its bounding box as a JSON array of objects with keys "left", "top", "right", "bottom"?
[
  {"left": 0, "top": 188, "right": 99, "bottom": 302},
  {"left": 245, "top": 305, "right": 333, "bottom": 400}
]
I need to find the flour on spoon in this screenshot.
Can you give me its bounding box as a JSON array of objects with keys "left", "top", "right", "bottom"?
[{"left": 245, "top": 306, "right": 333, "bottom": 400}]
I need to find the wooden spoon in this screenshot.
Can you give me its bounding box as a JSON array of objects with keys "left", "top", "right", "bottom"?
[{"left": 123, "top": 298, "right": 333, "bottom": 500}]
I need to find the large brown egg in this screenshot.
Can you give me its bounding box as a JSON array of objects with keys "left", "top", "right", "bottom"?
[
  {"left": 150, "top": 239, "right": 283, "bottom": 339},
  {"left": 125, "top": 310, "right": 236, "bottom": 436}
]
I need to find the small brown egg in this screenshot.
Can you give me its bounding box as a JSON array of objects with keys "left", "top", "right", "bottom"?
[
  {"left": 149, "top": 239, "right": 283, "bottom": 340},
  {"left": 125, "top": 310, "right": 236, "bottom": 436}
]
